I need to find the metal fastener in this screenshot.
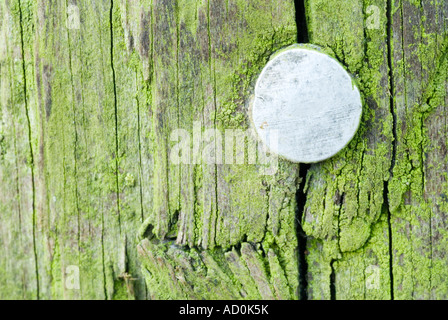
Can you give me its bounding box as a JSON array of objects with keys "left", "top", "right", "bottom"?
[{"left": 251, "top": 44, "right": 363, "bottom": 163}]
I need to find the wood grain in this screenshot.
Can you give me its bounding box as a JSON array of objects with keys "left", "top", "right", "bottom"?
[{"left": 0, "top": 0, "right": 447, "bottom": 300}]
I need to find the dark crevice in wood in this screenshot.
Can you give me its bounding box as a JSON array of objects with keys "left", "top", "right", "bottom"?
[
  {"left": 330, "top": 259, "right": 336, "bottom": 300},
  {"left": 336, "top": 192, "right": 344, "bottom": 253},
  {"left": 294, "top": 0, "right": 309, "bottom": 43},
  {"left": 293, "top": 0, "right": 311, "bottom": 301},
  {"left": 294, "top": 0, "right": 311, "bottom": 301},
  {"left": 110, "top": 0, "right": 122, "bottom": 233},
  {"left": 383, "top": 181, "right": 395, "bottom": 300},
  {"left": 260, "top": 183, "right": 271, "bottom": 246},
  {"left": 386, "top": 0, "right": 396, "bottom": 300},
  {"left": 18, "top": 0, "right": 40, "bottom": 299},
  {"left": 207, "top": 0, "right": 219, "bottom": 247},
  {"left": 295, "top": 163, "right": 310, "bottom": 300}
]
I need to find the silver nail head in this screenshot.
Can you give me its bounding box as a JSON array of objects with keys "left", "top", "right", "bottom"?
[{"left": 251, "top": 45, "right": 363, "bottom": 163}]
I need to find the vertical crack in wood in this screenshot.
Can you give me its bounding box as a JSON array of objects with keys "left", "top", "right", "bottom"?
[
  {"left": 294, "top": 0, "right": 309, "bottom": 43},
  {"left": 18, "top": 0, "right": 40, "bottom": 299},
  {"left": 110, "top": 0, "right": 122, "bottom": 233},
  {"left": 296, "top": 163, "right": 310, "bottom": 300},
  {"left": 207, "top": 0, "right": 219, "bottom": 247},
  {"left": 386, "top": 0, "right": 396, "bottom": 300},
  {"left": 330, "top": 259, "right": 336, "bottom": 300},
  {"left": 294, "top": 0, "right": 311, "bottom": 301},
  {"left": 292, "top": 0, "right": 312, "bottom": 301}
]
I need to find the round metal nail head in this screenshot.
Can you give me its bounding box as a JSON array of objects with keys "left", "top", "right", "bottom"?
[{"left": 251, "top": 46, "right": 362, "bottom": 163}]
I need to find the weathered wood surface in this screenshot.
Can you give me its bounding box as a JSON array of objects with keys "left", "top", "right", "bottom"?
[
  {"left": 303, "top": 0, "right": 448, "bottom": 300},
  {"left": 0, "top": 0, "right": 447, "bottom": 300}
]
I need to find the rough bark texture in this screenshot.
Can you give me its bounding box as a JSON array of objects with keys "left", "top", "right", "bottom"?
[{"left": 0, "top": 0, "right": 446, "bottom": 300}]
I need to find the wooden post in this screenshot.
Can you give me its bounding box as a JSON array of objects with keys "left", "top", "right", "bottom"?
[{"left": 0, "top": 0, "right": 447, "bottom": 300}]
